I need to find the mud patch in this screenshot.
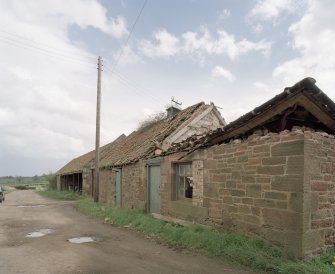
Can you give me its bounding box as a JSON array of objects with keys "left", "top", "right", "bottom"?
[
  {"left": 26, "top": 229, "right": 54, "bottom": 238},
  {"left": 67, "top": 237, "right": 97, "bottom": 244}
]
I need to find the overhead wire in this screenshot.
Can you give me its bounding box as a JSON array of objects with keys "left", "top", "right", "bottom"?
[
  {"left": 0, "top": 35, "right": 96, "bottom": 66},
  {"left": 104, "top": 65, "right": 166, "bottom": 107},
  {"left": 0, "top": 1, "right": 168, "bottom": 109},
  {"left": 102, "top": 0, "right": 170, "bottom": 108},
  {"left": 108, "top": 0, "right": 148, "bottom": 73},
  {"left": 0, "top": 28, "right": 96, "bottom": 61},
  {"left": 105, "top": 65, "right": 163, "bottom": 106}
]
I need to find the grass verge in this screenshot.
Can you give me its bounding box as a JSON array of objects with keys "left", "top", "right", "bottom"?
[
  {"left": 77, "top": 198, "right": 335, "bottom": 274},
  {"left": 37, "top": 190, "right": 82, "bottom": 200},
  {"left": 2, "top": 186, "right": 16, "bottom": 194}
]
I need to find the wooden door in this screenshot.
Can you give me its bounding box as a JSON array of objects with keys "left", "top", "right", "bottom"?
[
  {"left": 115, "top": 169, "right": 122, "bottom": 208},
  {"left": 148, "top": 165, "right": 161, "bottom": 213}
]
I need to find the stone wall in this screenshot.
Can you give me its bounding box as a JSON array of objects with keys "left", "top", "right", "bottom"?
[
  {"left": 160, "top": 150, "right": 209, "bottom": 222},
  {"left": 84, "top": 161, "right": 147, "bottom": 208},
  {"left": 98, "top": 169, "right": 115, "bottom": 205},
  {"left": 78, "top": 129, "right": 335, "bottom": 257},
  {"left": 82, "top": 168, "right": 92, "bottom": 196},
  {"left": 203, "top": 130, "right": 305, "bottom": 257},
  {"left": 160, "top": 129, "right": 327, "bottom": 257},
  {"left": 121, "top": 160, "right": 147, "bottom": 209},
  {"left": 192, "top": 160, "right": 204, "bottom": 207},
  {"left": 302, "top": 131, "right": 335, "bottom": 256}
]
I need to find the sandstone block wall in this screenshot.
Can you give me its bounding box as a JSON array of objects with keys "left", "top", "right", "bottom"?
[
  {"left": 121, "top": 160, "right": 147, "bottom": 209},
  {"left": 303, "top": 131, "right": 335, "bottom": 256},
  {"left": 202, "top": 130, "right": 306, "bottom": 256},
  {"left": 98, "top": 169, "right": 115, "bottom": 205},
  {"left": 160, "top": 130, "right": 332, "bottom": 257},
  {"left": 160, "top": 149, "right": 207, "bottom": 221},
  {"left": 79, "top": 129, "right": 335, "bottom": 257},
  {"left": 82, "top": 169, "right": 92, "bottom": 196}
]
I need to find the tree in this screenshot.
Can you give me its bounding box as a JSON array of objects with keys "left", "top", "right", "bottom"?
[{"left": 46, "top": 172, "right": 57, "bottom": 190}]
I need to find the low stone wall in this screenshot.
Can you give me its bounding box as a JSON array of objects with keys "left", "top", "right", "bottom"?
[
  {"left": 203, "top": 130, "right": 305, "bottom": 257},
  {"left": 77, "top": 129, "right": 335, "bottom": 257},
  {"left": 98, "top": 169, "right": 115, "bottom": 205},
  {"left": 303, "top": 131, "right": 335, "bottom": 256},
  {"left": 82, "top": 168, "right": 92, "bottom": 196},
  {"left": 160, "top": 129, "right": 335, "bottom": 257},
  {"left": 120, "top": 160, "right": 147, "bottom": 209}
]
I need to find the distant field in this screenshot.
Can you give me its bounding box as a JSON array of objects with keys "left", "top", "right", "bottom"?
[
  {"left": 0, "top": 177, "right": 33, "bottom": 184},
  {"left": 0, "top": 176, "right": 49, "bottom": 191}
]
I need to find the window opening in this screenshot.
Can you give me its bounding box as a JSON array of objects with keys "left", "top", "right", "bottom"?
[{"left": 175, "top": 163, "right": 193, "bottom": 199}]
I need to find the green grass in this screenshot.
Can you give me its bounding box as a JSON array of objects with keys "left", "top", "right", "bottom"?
[
  {"left": 77, "top": 198, "right": 335, "bottom": 274},
  {"left": 37, "top": 190, "right": 82, "bottom": 200}
]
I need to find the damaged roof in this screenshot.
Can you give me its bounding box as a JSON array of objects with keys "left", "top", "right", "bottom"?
[
  {"left": 165, "top": 77, "right": 335, "bottom": 156},
  {"left": 57, "top": 102, "right": 216, "bottom": 174},
  {"left": 98, "top": 102, "right": 208, "bottom": 168},
  {"left": 56, "top": 134, "right": 126, "bottom": 175},
  {"left": 207, "top": 77, "right": 335, "bottom": 146},
  {"left": 56, "top": 150, "right": 94, "bottom": 175}
]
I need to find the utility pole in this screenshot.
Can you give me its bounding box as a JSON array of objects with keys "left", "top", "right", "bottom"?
[{"left": 93, "top": 56, "right": 102, "bottom": 202}]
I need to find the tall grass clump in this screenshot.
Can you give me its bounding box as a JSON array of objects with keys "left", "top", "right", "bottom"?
[{"left": 37, "top": 190, "right": 82, "bottom": 200}]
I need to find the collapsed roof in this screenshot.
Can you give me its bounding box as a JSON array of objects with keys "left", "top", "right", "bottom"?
[
  {"left": 57, "top": 102, "right": 224, "bottom": 174},
  {"left": 164, "top": 77, "right": 335, "bottom": 157}
]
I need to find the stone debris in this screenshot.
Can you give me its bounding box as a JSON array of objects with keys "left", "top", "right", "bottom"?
[{"left": 147, "top": 126, "right": 335, "bottom": 158}]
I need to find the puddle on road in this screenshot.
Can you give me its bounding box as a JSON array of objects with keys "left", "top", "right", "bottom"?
[
  {"left": 26, "top": 229, "right": 54, "bottom": 238},
  {"left": 17, "top": 205, "right": 46, "bottom": 208},
  {"left": 67, "top": 237, "right": 96, "bottom": 244}
]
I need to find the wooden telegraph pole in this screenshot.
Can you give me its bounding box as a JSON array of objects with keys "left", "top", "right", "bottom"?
[{"left": 93, "top": 56, "right": 102, "bottom": 202}]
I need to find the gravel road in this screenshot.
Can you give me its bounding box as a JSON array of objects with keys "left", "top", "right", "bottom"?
[{"left": 0, "top": 190, "right": 255, "bottom": 274}]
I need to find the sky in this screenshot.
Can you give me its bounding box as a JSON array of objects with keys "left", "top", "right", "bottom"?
[{"left": 1, "top": 0, "right": 335, "bottom": 176}]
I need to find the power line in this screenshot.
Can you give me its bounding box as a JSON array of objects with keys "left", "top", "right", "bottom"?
[
  {"left": 101, "top": 1, "right": 170, "bottom": 109},
  {"left": 116, "top": 68, "right": 168, "bottom": 102},
  {"left": 109, "top": 0, "right": 148, "bottom": 73},
  {"left": 0, "top": 36, "right": 96, "bottom": 67},
  {"left": 0, "top": 29, "right": 96, "bottom": 61},
  {"left": 104, "top": 66, "right": 164, "bottom": 106},
  {"left": 104, "top": 64, "right": 167, "bottom": 107},
  {"left": 115, "top": 71, "right": 167, "bottom": 105},
  {"left": 0, "top": 35, "right": 96, "bottom": 65}
]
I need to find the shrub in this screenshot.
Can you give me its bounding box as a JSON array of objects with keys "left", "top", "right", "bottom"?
[{"left": 46, "top": 173, "right": 57, "bottom": 190}]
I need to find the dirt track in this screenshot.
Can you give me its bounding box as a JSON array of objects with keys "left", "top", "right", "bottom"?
[{"left": 0, "top": 190, "right": 255, "bottom": 274}]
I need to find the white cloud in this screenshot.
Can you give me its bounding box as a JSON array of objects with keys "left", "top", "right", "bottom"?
[
  {"left": 113, "top": 45, "right": 142, "bottom": 65},
  {"left": 140, "top": 29, "right": 180, "bottom": 58},
  {"left": 1, "top": 0, "right": 128, "bottom": 39},
  {"left": 0, "top": 0, "right": 131, "bottom": 175},
  {"left": 211, "top": 66, "right": 236, "bottom": 82},
  {"left": 273, "top": 0, "right": 335, "bottom": 92},
  {"left": 253, "top": 81, "right": 268, "bottom": 91},
  {"left": 140, "top": 27, "right": 271, "bottom": 61},
  {"left": 219, "top": 9, "right": 231, "bottom": 20},
  {"left": 248, "top": 0, "right": 301, "bottom": 22},
  {"left": 50, "top": 1, "right": 129, "bottom": 38}
]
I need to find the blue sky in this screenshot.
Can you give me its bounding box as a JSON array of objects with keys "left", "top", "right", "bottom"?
[{"left": 0, "top": 0, "right": 334, "bottom": 176}]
